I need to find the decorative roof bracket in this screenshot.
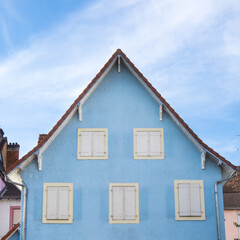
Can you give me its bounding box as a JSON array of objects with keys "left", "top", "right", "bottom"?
[{"left": 201, "top": 151, "right": 206, "bottom": 170}]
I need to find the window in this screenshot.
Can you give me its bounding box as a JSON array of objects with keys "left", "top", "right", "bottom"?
[
  {"left": 9, "top": 206, "right": 20, "bottom": 230},
  {"left": 42, "top": 183, "right": 73, "bottom": 223},
  {"left": 109, "top": 183, "right": 139, "bottom": 224},
  {"left": 174, "top": 180, "right": 205, "bottom": 220},
  {"left": 134, "top": 128, "right": 164, "bottom": 159},
  {"left": 77, "top": 128, "right": 108, "bottom": 159}
]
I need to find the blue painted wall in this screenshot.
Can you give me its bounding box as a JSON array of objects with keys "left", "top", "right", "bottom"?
[
  {"left": 9, "top": 230, "right": 20, "bottom": 240},
  {"left": 20, "top": 62, "right": 225, "bottom": 240}
]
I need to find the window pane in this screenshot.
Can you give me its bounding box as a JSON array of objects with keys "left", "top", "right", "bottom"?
[
  {"left": 112, "top": 186, "right": 124, "bottom": 220},
  {"left": 80, "top": 132, "right": 92, "bottom": 157},
  {"left": 46, "top": 187, "right": 58, "bottom": 220},
  {"left": 136, "top": 132, "right": 149, "bottom": 156},
  {"left": 149, "top": 131, "right": 161, "bottom": 156},
  {"left": 178, "top": 183, "right": 191, "bottom": 216},
  {"left": 58, "top": 187, "right": 70, "bottom": 220},
  {"left": 13, "top": 209, "right": 20, "bottom": 225},
  {"left": 92, "top": 132, "right": 105, "bottom": 157},
  {"left": 124, "top": 186, "right": 136, "bottom": 220},
  {"left": 190, "top": 183, "right": 201, "bottom": 216}
]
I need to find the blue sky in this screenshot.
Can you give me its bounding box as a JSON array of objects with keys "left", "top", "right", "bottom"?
[{"left": 0, "top": 0, "right": 240, "bottom": 165}]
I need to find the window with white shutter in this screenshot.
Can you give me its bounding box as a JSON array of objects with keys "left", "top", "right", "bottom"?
[
  {"left": 42, "top": 183, "right": 73, "bottom": 223},
  {"left": 174, "top": 180, "right": 205, "bottom": 220},
  {"left": 77, "top": 128, "right": 108, "bottom": 159},
  {"left": 134, "top": 128, "right": 164, "bottom": 159},
  {"left": 109, "top": 183, "right": 139, "bottom": 224}
]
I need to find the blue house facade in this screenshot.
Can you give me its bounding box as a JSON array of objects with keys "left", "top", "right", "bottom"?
[{"left": 6, "top": 49, "right": 236, "bottom": 240}]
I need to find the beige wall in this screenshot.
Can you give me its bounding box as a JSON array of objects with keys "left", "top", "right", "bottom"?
[{"left": 225, "top": 210, "right": 239, "bottom": 240}]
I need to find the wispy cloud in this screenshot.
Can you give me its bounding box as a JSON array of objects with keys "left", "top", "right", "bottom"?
[
  {"left": 0, "top": 0, "right": 22, "bottom": 52},
  {"left": 0, "top": 0, "right": 239, "bottom": 158}
]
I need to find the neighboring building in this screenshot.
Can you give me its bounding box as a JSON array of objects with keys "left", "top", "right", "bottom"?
[
  {"left": 5, "top": 49, "right": 236, "bottom": 240},
  {"left": 224, "top": 170, "right": 240, "bottom": 240},
  {"left": 0, "top": 129, "right": 21, "bottom": 239}
]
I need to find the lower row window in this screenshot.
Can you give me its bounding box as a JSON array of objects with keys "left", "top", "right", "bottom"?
[
  {"left": 42, "top": 183, "right": 73, "bottom": 224},
  {"left": 174, "top": 180, "right": 205, "bottom": 220},
  {"left": 42, "top": 181, "right": 205, "bottom": 224},
  {"left": 109, "top": 183, "right": 139, "bottom": 224}
]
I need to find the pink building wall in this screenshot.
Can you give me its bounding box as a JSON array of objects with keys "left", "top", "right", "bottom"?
[{"left": 224, "top": 210, "right": 239, "bottom": 240}]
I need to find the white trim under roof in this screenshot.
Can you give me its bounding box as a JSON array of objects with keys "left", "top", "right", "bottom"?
[
  {"left": 80, "top": 57, "right": 118, "bottom": 105},
  {"left": 121, "top": 56, "right": 162, "bottom": 105}
]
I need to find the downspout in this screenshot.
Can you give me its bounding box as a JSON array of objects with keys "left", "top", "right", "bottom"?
[
  {"left": 215, "top": 169, "right": 237, "bottom": 240},
  {"left": 5, "top": 179, "right": 27, "bottom": 240}
]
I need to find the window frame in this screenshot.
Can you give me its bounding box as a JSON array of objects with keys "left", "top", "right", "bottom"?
[
  {"left": 109, "top": 183, "right": 139, "bottom": 224},
  {"left": 77, "top": 128, "right": 108, "bottom": 160},
  {"left": 174, "top": 180, "right": 205, "bottom": 221},
  {"left": 9, "top": 206, "right": 20, "bottom": 230},
  {"left": 42, "top": 183, "right": 73, "bottom": 224},
  {"left": 133, "top": 128, "right": 164, "bottom": 159}
]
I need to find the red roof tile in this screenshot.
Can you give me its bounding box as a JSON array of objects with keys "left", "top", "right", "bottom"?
[{"left": 5, "top": 49, "right": 236, "bottom": 173}]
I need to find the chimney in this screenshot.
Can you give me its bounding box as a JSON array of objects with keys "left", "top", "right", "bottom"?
[
  {"left": 38, "top": 134, "right": 47, "bottom": 144},
  {"left": 7, "top": 143, "right": 20, "bottom": 169}
]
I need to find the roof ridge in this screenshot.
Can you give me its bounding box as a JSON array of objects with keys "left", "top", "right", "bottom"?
[{"left": 5, "top": 49, "right": 236, "bottom": 173}]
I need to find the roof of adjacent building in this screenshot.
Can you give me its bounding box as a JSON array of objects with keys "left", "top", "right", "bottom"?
[
  {"left": 224, "top": 170, "right": 240, "bottom": 193},
  {"left": 2, "top": 182, "right": 21, "bottom": 199},
  {"left": 223, "top": 170, "right": 240, "bottom": 209},
  {"left": 224, "top": 193, "right": 240, "bottom": 209},
  {"left": 5, "top": 49, "right": 236, "bottom": 174}
]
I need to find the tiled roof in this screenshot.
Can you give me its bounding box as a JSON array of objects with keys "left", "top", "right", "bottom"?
[
  {"left": 5, "top": 49, "right": 236, "bottom": 174},
  {"left": 1, "top": 223, "right": 20, "bottom": 240},
  {"left": 223, "top": 170, "right": 240, "bottom": 193},
  {"left": 224, "top": 193, "right": 240, "bottom": 209}
]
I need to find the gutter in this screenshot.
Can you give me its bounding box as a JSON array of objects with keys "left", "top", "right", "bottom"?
[
  {"left": 215, "top": 169, "right": 237, "bottom": 240},
  {"left": 5, "top": 178, "right": 27, "bottom": 240}
]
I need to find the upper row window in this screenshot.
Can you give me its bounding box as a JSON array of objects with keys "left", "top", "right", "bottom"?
[
  {"left": 77, "top": 128, "right": 164, "bottom": 160},
  {"left": 77, "top": 128, "right": 108, "bottom": 159},
  {"left": 134, "top": 128, "right": 164, "bottom": 159}
]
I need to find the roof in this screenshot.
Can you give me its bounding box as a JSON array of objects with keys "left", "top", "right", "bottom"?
[
  {"left": 1, "top": 223, "right": 20, "bottom": 240},
  {"left": 2, "top": 182, "right": 21, "bottom": 199},
  {"left": 224, "top": 192, "right": 240, "bottom": 209},
  {"left": 5, "top": 49, "right": 236, "bottom": 174},
  {"left": 223, "top": 170, "right": 240, "bottom": 193},
  {"left": 223, "top": 170, "right": 240, "bottom": 209}
]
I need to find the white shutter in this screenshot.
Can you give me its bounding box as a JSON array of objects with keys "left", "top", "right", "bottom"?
[
  {"left": 58, "top": 186, "right": 70, "bottom": 220},
  {"left": 80, "top": 132, "right": 92, "bottom": 157},
  {"left": 149, "top": 131, "right": 161, "bottom": 156},
  {"left": 124, "top": 186, "right": 136, "bottom": 220},
  {"left": 112, "top": 187, "right": 124, "bottom": 220},
  {"left": 46, "top": 187, "right": 58, "bottom": 219},
  {"left": 178, "top": 183, "right": 191, "bottom": 217},
  {"left": 189, "top": 183, "right": 201, "bottom": 216},
  {"left": 92, "top": 131, "right": 105, "bottom": 157},
  {"left": 136, "top": 132, "right": 148, "bottom": 156}
]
